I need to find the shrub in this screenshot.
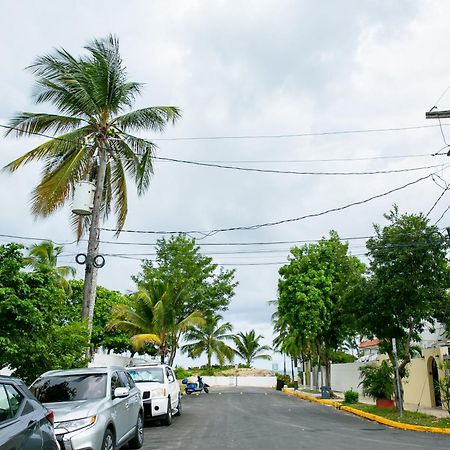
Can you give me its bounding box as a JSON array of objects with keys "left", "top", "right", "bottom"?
[
  {"left": 344, "top": 388, "right": 359, "bottom": 404},
  {"left": 276, "top": 374, "right": 291, "bottom": 385},
  {"left": 359, "top": 361, "right": 394, "bottom": 400},
  {"left": 331, "top": 351, "right": 357, "bottom": 364},
  {"left": 174, "top": 366, "right": 191, "bottom": 380}
]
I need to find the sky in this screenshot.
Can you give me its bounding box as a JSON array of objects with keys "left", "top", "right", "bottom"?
[{"left": 1, "top": 0, "right": 450, "bottom": 370}]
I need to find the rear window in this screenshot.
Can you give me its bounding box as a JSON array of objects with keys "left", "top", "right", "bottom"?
[
  {"left": 30, "top": 374, "right": 107, "bottom": 402},
  {"left": 128, "top": 368, "right": 164, "bottom": 383}
]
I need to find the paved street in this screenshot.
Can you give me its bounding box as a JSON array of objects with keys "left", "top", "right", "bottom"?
[{"left": 140, "top": 387, "right": 450, "bottom": 450}]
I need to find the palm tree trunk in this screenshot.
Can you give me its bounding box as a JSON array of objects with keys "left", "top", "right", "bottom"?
[{"left": 82, "top": 144, "right": 107, "bottom": 353}]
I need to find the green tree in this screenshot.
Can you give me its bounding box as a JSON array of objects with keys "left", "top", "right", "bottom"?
[
  {"left": 65, "top": 280, "right": 134, "bottom": 355},
  {"left": 25, "top": 241, "right": 75, "bottom": 293},
  {"left": 346, "top": 207, "right": 450, "bottom": 407},
  {"left": 133, "top": 234, "right": 237, "bottom": 325},
  {"left": 109, "top": 280, "right": 204, "bottom": 364},
  {"left": 232, "top": 330, "right": 271, "bottom": 367},
  {"left": 182, "top": 314, "right": 235, "bottom": 368},
  {"left": 0, "top": 244, "right": 88, "bottom": 383},
  {"left": 277, "top": 231, "right": 365, "bottom": 388},
  {"left": 4, "top": 35, "right": 180, "bottom": 341}
]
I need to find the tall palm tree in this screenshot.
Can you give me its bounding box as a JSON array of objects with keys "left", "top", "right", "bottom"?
[
  {"left": 25, "top": 240, "right": 76, "bottom": 293},
  {"left": 4, "top": 35, "right": 180, "bottom": 340},
  {"left": 182, "top": 314, "right": 235, "bottom": 369},
  {"left": 108, "top": 280, "right": 204, "bottom": 364},
  {"left": 233, "top": 330, "right": 272, "bottom": 367}
]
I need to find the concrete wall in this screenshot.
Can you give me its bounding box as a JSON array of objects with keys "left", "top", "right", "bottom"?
[
  {"left": 89, "top": 353, "right": 148, "bottom": 368},
  {"left": 200, "top": 376, "right": 276, "bottom": 388},
  {"left": 330, "top": 362, "right": 366, "bottom": 394}
]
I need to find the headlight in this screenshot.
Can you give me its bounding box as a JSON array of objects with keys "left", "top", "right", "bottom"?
[
  {"left": 55, "top": 416, "right": 97, "bottom": 433},
  {"left": 151, "top": 387, "right": 167, "bottom": 398}
]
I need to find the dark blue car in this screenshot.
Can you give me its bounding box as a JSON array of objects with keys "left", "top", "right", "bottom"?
[{"left": 0, "top": 375, "right": 59, "bottom": 450}]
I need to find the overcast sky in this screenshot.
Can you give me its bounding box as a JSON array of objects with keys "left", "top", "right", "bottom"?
[{"left": 1, "top": 0, "right": 450, "bottom": 370}]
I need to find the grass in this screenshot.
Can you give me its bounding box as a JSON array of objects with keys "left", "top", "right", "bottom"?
[
  {"left": 342, "top": 403, "right": 450, "bottom": 428},
  {"left": 299, "top": 388, "right": 320, "bottom": 394}
]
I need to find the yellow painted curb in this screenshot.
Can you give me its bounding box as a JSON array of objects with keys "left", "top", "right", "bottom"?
[{"left": 281, "top": 388, "right": 450, "bottom": 435}]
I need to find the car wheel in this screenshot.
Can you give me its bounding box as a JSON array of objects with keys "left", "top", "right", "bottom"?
[
  {"left": 102, "top": 428, "right": 115, "bottom": 450},
  {"left": 161, "top": 398, "right": 172, "bottom": 426},
  {"left": 128, "top": 413, "right": 144, "bottom": 449},
  {"left": 175, "top": 394, "right": 182, "bottom": 416}
]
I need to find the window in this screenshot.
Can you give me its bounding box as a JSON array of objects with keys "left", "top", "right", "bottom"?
[
  {"left": 0, "top": 384, "right": 12, "bottom": 422},
  {"left": 4, "top": 385, "right": 24, "bottom": 417},
  {"left": 166, "top": 368, "right": 175, "bottom": 383},
  {"left": 111, "top": 372, "right": 124, "bottom": 398},
  {"left": 125, "top": 372, "right": 136, "bottom": 389},
  {"left": 128, "top": 368, "right": 164, "bottom": 383},
  {"left": 31, "top": 374, "right": 107, "bottom": 403},
  {"left": 118, "top": 371, "right": 131, "bottom": 389}
]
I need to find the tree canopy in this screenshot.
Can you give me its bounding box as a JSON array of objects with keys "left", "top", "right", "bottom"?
[{"left": 0, "top": 244, "right": 88, "bottom": 383}]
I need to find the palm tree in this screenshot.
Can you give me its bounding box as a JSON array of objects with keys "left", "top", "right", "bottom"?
[
  {"left": 3, "top": 35, "right": 180, "bottom": 339},
  {"left": 182, "top": 314, "right": 235, "bottom": 369},
  {"left": 108, "top": 280, "right": 204, "bottom": 364},
  {"left": 233, "top": 330, "right": 272, "bottom": 367},
  {"left": 25, "top": 240, "right": 76, "bottom": 293}
]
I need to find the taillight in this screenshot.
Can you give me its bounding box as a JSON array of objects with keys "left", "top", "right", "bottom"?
[{"left": 46, "top": 410, "right": 54, "bottom": 425}]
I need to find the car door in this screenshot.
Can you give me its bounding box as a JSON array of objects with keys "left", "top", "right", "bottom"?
[
  {"left": 0, "top": 382, "right": 42, "bottom": 450},
  {"left": 110, "top": 371, "right": 129, "bottom": 444},
  {"left": 165, "top": 368, "right": 178, "bottom": 409},
  {"left": 118, "top": 371, "right": 140, "bottom": 433}
]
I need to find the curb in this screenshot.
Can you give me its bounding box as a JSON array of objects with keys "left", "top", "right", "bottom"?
[{"left": 281, "top": 388, "right": 450, "bottom": 435}]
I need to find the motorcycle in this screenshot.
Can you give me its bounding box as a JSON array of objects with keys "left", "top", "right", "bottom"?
[{"left": 182, "top": 376, "right": 210, "bottom": 394}]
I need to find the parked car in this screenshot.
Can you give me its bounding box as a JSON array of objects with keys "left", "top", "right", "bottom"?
[
  {"left": 127, "top": 363, "right": 181, "bottom": 425},
  {"left": 30, "top": 367, "right": 144, "bottom": 450},
  {"left": 0, "top": 375, "right": 59, "bottom": 450}
]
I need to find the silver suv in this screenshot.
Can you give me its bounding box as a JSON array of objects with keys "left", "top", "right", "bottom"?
[{"left": 30, "top": 367, "right": 144, "bottom": 450}]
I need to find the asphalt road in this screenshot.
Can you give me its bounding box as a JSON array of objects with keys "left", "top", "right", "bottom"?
[{"left": 140, "top": 387, "right": 450, "bottom": 450}]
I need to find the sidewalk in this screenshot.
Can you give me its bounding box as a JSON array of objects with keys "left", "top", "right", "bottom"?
[{"left": 295, "top": 386, "right": 449, "bottom": 418}]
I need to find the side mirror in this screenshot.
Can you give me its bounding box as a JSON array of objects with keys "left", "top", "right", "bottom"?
[{"left": 114, "top": 387, "right": 129, "bottom": 399}]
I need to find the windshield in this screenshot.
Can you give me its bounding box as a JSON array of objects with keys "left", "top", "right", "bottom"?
[
  {"left": 30, "top": 374, "right": 107, "bottom": 402},
  {"left": 128, "top": 368, "right": 164, "bottom": 383}
]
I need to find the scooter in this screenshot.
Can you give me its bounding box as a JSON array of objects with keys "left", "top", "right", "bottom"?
[{"left": 182, "top": 376, "right": 210, "bottom": 394}]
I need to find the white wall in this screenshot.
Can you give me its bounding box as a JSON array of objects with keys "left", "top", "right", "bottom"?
[
  {"left": 89, "top": 353, "right": 147, "bottom": 368},
  {"left": 330, "top": 362, "right": 366, "bottom": 394},
  {"left": 200, "top": 376, "right": 276, "bottom": 388}
]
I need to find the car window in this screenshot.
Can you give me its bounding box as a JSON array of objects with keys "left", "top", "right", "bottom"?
[
  {"left": 118, "top": 371, "right": 130, "bottom": 389},
  {"left": 4, "top": 384, "right": 24, "bottom": 417},
  {"left": 0, "top": 384, "right": 12, "bottom": 422},
  {"left": 111, "top": 372, "right": 124, "bottom": 397},
  {"left": 166, "top": 368, "right": 175, "bottom": 383},
  {"left": 125, "top": 372, "right": 136, "bottom": 389},
  {"left": 31, "top": 374, "right": 107, "bottom": 402},
  {"left": 128, "top": 368, "right": 164, "bottom": 383}
]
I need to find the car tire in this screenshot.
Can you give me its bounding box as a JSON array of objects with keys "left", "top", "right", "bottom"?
[
  {"left": 128, "top": 413, "right": 144, "bottom": 449},
  {"left": 101, "top": 428, "right": 115, "bottom": 450},
  {"left": 175, "top": 394, "right": 182, "bottom": 416},
  {"left": 161, "top": 397, "right": 172, "bottom": 426}
]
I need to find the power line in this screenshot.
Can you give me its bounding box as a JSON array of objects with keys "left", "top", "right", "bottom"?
[
  {"left": 426, "top": 184, "right": 450, "bottom": 218},
  {"left": 149, "top": 124, "right": 449, "bottom": 141},
  {"left": 435, "top": 204, "right": 450, "bottom": 226},
  {"left": 101, "top": 171, "right": 437, "bottom": 236},
  {"left": 152, "top": 156, "right": 443, "bottom": 177}
]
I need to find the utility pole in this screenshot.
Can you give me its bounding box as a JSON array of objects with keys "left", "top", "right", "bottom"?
[
  {"left": 426, "top": 108, "right": 450, "bottom": 155},
  {"left": 392, "top": 338, "right": 403, "bottom": 417}
]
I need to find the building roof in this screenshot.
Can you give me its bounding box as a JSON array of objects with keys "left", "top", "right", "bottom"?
[{"left": 359, "top": 339, "right": 381, "bottom": 349}]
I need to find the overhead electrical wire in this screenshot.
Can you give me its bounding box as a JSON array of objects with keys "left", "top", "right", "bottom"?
[
  {"left": 152, "top": 156, "right": 443, "bottom": 177},
  {"left": 101, "top": 171, "right": 439, "bottom": 236}
]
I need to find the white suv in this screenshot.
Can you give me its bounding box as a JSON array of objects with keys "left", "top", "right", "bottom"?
[{"left": 127, "top": 364, "right": 181, "bottom": 426}]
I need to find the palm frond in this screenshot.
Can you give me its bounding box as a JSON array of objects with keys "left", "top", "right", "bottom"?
[
  {"left": 113, "top": 106, "right": 181, "bottom": 132},
  {"left": 131, "top": 333, "right": 161, "bottom": 351}
]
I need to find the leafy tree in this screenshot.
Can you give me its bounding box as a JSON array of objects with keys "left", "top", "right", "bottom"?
[
  {"left": 65, "top": 280, "right": 134, "bottom": 354},
  {"left": 133, "top": 234, "right": 237, "bottom": 325},
  {"left": 182, "top": 314, "right": 235, "bottom": 368},
  {"left": 232, "top": 330, "right": 271, "bottom": 367},
  {"left": 25, "top": 241, "right": 75, "bottom": 293},
  {"left": 277, "top": 231, "right": 365, "bottom": 388},
  {"left": 109, "top": 280, "right": 204, "bottom": 364},
  {"left": 3, "top": 35, "right": 181, "bottom": 340},
  {"left": 346, "top": 207, "right": 450, "bottom": 407},
  {"left": 0, "top": 244, "right": 88, "bottom": 383}
]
